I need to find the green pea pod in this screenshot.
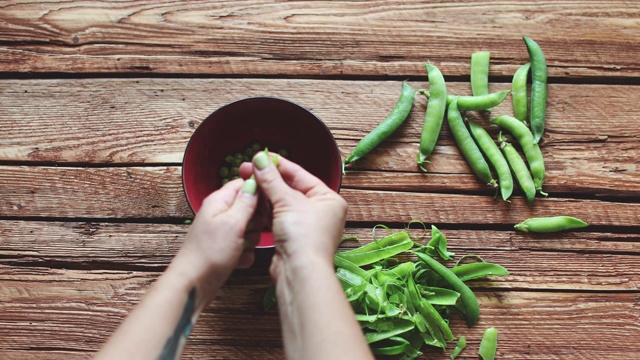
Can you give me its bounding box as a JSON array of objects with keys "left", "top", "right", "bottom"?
[
  {"left": 471, "top": 51, "right": 491, "bottom": 98},
  {"left": 262, "top": 284, "right": 276, "bottom": 311},
  {"left": 419, "top": 286, "right": 461, "bottom": 306},
  {"left": 424, "top": 225, "right": 455, "bottom": 260},
  {"left": 498, "top": 133, "right": 537, "bottom": 204},
  {"left": 512, "top": 63, "right": 531, "bottom": 122},
  {"left": 414, "top": 252, "right": 480, "bottom": 327},
  {"left": 468, "top": 120, "right": 514, "bottom": 201},
  {"left": 420, "top": 90, "right": 511, "bottom": 112},
  {"left": 408, "top": 275, "right": 454, "bottom": 347},
  {"left": 523, "top": 36, "right": 547, "bottom": 144},
  {"left": 490, "top": 115, "right": 545, "bottom": 194},
  {"left": 376, "top": 262, "right": 415, "bottom": 285},
  {"left": 334, "top": 256, "right": 369, "bottom": 279},
  {"left": 479, "top": 327, "right": 498, "bottom": 360},
  {"left": 364, "top": 318, "right": 415, "bottom": 343},
  {"left": 371, "top": 336, "right": 411, "bottom": 356},
  {"left": 340, "top": 231, "right": 410, "bottom": 255},
  {"left": 344, "top": 82, "right": 415, "bottom": 167},
  {"left": 418, "top": 63, "right": 447, "bottom": 172},
  {"left": 336, "top": 233, "right": 414, "bottom": 266},
  {"left": 450, "top": 336, "right": 467, "bottom": 359},
  {"left": 448, "top": 99, "right": 497, "bottom": 187},
  {"left": 515, "top": 216, "right": 589, "bottom": 233},
  {"left": 451, "top": 262, "right": 510, "bottom": 282}
]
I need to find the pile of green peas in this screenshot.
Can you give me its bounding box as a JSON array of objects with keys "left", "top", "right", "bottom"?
[{"left": 218, "top": 143, "right": 288, "bottom": 186}]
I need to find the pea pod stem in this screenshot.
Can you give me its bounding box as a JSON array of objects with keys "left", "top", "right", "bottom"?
[
  {"left": 514, "top": 216, "right": 589, "bottom": 233},
  {"left": 418, "top": 63, "right": 447, "bottom": 172},
  {"left": 419, "top": 89, "right": 510, "bottom": 112},
  {"left": 448, "top": 99, "right": 497, "bottom": 187},
  {"left": 523, "top": 36, "right": 547, "bottom": 144},
  {"left": 413, "top": 251, "right": 480, "bottom": 327},
  {"left": 344, "top": 82, "right": 415, "bottom": 170}
]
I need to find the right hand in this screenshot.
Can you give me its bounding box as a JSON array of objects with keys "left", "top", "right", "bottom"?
[{"left": 240, "top": 152, "right": 348, "bottom": 280}]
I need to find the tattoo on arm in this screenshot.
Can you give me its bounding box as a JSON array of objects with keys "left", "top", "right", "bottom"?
[{"left": 158, "top": 287, "right": 197, "bottom": 360}]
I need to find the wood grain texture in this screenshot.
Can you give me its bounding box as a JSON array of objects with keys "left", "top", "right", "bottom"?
[
  {"left": 0, "top": 266, "right": 638, "bottom": 359},
  {"left": 0, "top": 1, "right": 638, "bottom": 78},
  {"left": 1, "top": 79, "right": 639, "bottom": 162},
  {"left": 2, "top": 166, "right": 640, "bottom": 226},
  {"left": 1, "top": 221, "right": 638, "bottom": 291}
]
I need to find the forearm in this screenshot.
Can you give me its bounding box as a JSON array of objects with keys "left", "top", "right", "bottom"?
[
  {"left": 95, "top": 254, "right": 229, "bottom": 360},
  {"left": 275, "top": 255, "right": 374, "bottom": 360}
]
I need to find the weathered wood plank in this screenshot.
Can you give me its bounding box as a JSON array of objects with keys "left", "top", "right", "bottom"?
[
  {"left": 0, "top": 266, "right": 638, "bottom": 359},
  {"left": 2, "top": 166, "right": 640, "bottom": 227},
  {"left": 1, "top": 221, "right": 638, "bottom": 291},
  {"left": 1, "top": 79, "right": 638, "bottom": 163},
  {"left": 0, "top": 1, "right": 638, "bottom": 79}
]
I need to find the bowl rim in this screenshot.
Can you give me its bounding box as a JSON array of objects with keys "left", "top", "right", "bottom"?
[{"left": 181, "top": 96, "right": 343, "bottom": 243}]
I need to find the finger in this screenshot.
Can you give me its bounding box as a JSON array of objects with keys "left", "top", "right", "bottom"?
[
  {"left": 199, "top": 178, "right": 244, "bottom": 217},
  {"left": 236, "top": 250, "right": 255, "bottom": 269},
  {"left": 225, "top": 177, "right": 259, "bottom": 230},
  {"left": 239, "top": 162, "right": 254, "bottom": 179},
  {"left": 275, "top": 156, "right": 335, "bottom": 197},
  {"left": 251, "top": 151, "right": 296, "bottom": 206}
]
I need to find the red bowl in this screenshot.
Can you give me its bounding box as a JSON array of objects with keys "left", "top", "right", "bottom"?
[{"left": 182, "top": 97, "right": 342, "bottom": 248}]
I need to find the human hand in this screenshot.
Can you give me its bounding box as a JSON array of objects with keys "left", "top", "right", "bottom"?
[
  {"left": 170, "top": 177, "right": 264, "bottom": 302},
  {"left": 240, "top": 152, "right": 348, "bottom": 281}
]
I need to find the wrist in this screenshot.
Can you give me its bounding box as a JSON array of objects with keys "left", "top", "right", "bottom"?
[{"left": 166, "top": 251, "right": 231, "bottom": 308}]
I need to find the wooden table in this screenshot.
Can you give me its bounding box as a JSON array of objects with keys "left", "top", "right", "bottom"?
[{"left": 1, "top": 1, "right": 638, "bottom": 359}]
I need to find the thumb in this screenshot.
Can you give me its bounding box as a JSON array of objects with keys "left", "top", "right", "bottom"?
[
  {"left": 251, "top": 151, "right": 293, "bottom": 206},
  {"left": 226, "top": 176, "right": 259, "bottom": 228}
]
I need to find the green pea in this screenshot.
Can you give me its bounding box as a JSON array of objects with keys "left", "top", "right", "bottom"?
[
  {"left": 490, "top": 115, "right": 545, "bottom": 194},
  {"left": 251, "top": 142, "right": 262, "bottom": 152},
  {"left": 224, "top": 155, "right": 234, "bottom": 164},
  {"left": 478, "top": 327, "right": 498, "bottom": 360},
  {"left": 244, "top": 147, "right": 254, "bottom": 158},
  {"left": 447, "top": 99, "right": 497, "bottom": 187},
  {"left": 414, "top": 251, "right": 480, "bottom": 327},
  {"left": 221, "top": 178, "right": 230, "bottom": 185},
  {"left": 468, "top": 120, "right": 513, "bottom": 201},
  {"left": 514, "top": 216, "right": 589, "bottom": 233},
  {"left": 344, "top": 82, "right": 415, "bottom": 168},
  {"left": 230, "top": 167, "right": 239, "bottom": 176},
  {"left": 233, "top": 153, "right": 244, "bottom": 167},
  {"left": 471, "top": 51, "right": 491, "bottom": 108},
  {"left": 278, "top": 149, "right": 289, "bottom": 158},
  {"left": 498, "top": 133, "right": 536, "bottom": 204},
  {"left": 419, "top": 89, "right": 511, "bottom": 112},
  {"left": 219, "top": 166, "right": 229, "bottom": 178},
  {"left": 523, "top": 36, "right": 547, "bottom": 144},
  {"left": 418, "top": 63, "right": 447, "bottom": 172},
  {"left": 512, "top": 63, "right": 531, "bottom": 122}
]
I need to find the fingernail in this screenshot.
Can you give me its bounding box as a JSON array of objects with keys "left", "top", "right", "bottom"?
[
  {"left": 242, "top": 176, "right": 257, "bottom": 195},
  {"left": 253, "top": 151, "right": 270, "bottom": 170}
]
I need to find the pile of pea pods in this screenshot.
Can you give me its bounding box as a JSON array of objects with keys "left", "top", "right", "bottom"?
[
  {"left": 343, "top": 36, "right": 549, "bottom": 206},
  {"left": 334, "top": 225, "right": 508, "bottom": 359}
]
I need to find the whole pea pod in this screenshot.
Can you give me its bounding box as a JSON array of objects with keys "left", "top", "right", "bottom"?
[
  {"left": 523, "top": 36, "right": 547, "bottom": 144},
  {"left": 490, "top": 115, "right": 545, "bottom": 194},
  {"left": 468, "top": 120, "right": 513, "bottom": 200},
  {"left": 419, "top": 89, "right": 511, "bottom": 112},
  {"left": 344, "top": 82, "right": 415, "bottom": 171},
  {"left": 448, "top": 99, "right": 497, "bottom": 187},
  {"left": 418, "top": 63, "right": 447, "bottom": 172},
  {"left": 498, "top": 133, "right": 536, "bottom": 204},
  {"left": 471, "top": 51, "right": 491, "bottom": 98},
  {"left": 514, "top": 216, "right": 589, "bottom": 233},
  {"left": 512, "top": 63, "right": 530, "bottom": 122}
]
